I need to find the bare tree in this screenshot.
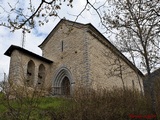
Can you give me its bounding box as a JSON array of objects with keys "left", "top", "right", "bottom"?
[
  {"left": 0, "top": 0, "right": 73, "bottom": 31},
  {"left": 0, "top": 73, "right": 8, "bottom": 93},
  {"left": 102, "top": 0, "right": 160, "bottom": 116},
  {"left": 0, "top": 0, "right": 107, "bottom": 32},
  {"left": 103, "top": 0, "right": 160, "bottom": 73}
]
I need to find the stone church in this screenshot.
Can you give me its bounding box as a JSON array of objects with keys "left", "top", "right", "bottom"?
[{"left": 4, "top": 19, "right": 144, "bottom": 96}]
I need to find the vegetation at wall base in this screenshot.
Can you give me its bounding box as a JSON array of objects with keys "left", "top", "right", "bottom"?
[{"left": 0, "top": 87, "right": 159, "bottom": 120}]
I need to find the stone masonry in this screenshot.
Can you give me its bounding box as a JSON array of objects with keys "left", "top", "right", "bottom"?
[{"left": 5, "top": 19, "right": 144, "bottom": 96}]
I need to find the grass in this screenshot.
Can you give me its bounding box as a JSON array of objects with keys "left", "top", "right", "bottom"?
[
  {"left": 37, "top": 97, "right": 67, "bottom": 109},
  {"left": 0, "top": 92, "right": 7, "bottom": 112},
  {"left": 0, "top": 92, "right": 69, "bottom": 120},
  {"left": 0, "top": 87, "right": 159, "bottom": 120}
]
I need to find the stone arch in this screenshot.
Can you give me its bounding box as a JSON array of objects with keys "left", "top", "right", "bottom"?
[
  {"left": 37, "top": 64, "right": 45, "bottom": 89},
  {"left": 53, "top": 67, "right": 74, "bottom": 95},
  {"left": 26, "top": 60, "right": 35, "bottom": 87}
]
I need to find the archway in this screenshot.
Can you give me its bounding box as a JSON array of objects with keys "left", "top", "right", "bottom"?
[
  {"left": 37, "top": 64, "right": 45, "bottom": 89},
  {"left": 61, "top": 77, "right": 70, "bottom": 95},
  {"left": 26, "top": 60, "right": 35, "bottom": 87},
  {"left": 53, "top": 67, "right": 74, "bottom": 96}
]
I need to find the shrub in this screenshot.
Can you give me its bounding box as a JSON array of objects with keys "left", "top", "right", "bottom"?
[
  {"left": 51, "top": 87, "right": 156, "bottom": 120},
  {"left": 1, "top": 87, "right": 159, "bottom": 119}
]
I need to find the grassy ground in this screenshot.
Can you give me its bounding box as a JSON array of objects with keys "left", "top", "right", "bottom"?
[
  {"left": 0, "top": 92, "right": 69, "bottom": 120},
  {"left": 0, "top": 88, "right": 159, "bottom": 120}
]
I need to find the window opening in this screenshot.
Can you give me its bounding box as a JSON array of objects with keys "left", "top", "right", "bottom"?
[
  {"left": 62, "top": 41, "right": 63, "bottom": 52},
  {"left": 37, "top": 64, "right": 45, "bottom": 89},
  {"left": 26, "top": 60, "right": 35, "bottom": 87}
]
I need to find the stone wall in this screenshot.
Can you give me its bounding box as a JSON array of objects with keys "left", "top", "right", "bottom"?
[
  {"left": 41, "top": 22, "right": 89, "bottom": 89},
  {"left": 40, "top": 21, "right": 143, "bottom": 92},
  {"left": 8, "top": 50, "right": 52, "bottom": 91},
  {"left": 87, "top": 30, "right": 143, "bottom": 91}
]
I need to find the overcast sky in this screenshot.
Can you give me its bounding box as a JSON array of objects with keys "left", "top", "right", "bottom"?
[{"left": 0, "top": 0, "right": 107, "bottom": 81}]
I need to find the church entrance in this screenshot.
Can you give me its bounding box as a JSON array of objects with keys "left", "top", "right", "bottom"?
[
  {"left": 61, "top": 77, "right": 70, "bottom": 96},
  {"left": 53, "top": 68, "right": 74, "bottom": 96}
]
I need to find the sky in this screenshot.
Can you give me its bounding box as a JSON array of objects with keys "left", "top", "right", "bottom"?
[{"left": 0, "top": 0, "right": 107, "bottom": 81}]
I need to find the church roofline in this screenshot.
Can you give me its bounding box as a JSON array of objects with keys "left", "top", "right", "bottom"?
[
  {"left": 4, "top": 45, "right": 53, "bottom": 64},
  {"left": 38, "top": 19, "right": 88, "bottom": 48},
  {"left": 38, "top": 19, "right": 144, "bottom": 78}
]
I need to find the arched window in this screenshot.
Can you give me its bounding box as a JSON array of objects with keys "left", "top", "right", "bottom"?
[
  {"left": 37, "top": 64, "right": 45, "bottom": 89},
  {"left": 26, "top": 60, "right": 35, "bottom": 87}
]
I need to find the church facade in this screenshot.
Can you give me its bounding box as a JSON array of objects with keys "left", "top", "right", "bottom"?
[{"left": 5, "top": 19, "right": 144, "bottom": 96}]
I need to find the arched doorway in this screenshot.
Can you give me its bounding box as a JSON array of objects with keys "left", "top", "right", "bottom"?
[
  {"left": 61, "top": 77, "right": 70, "bottom": 95},
  {"left": 53, "top": 67, "right": 74, "bottom": 96}
]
